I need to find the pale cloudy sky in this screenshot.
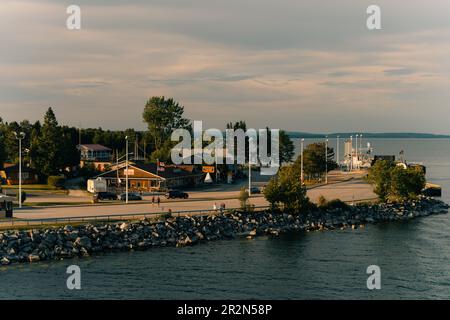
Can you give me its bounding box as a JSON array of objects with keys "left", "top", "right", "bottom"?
[{"left": 1, "top": 0, "right": 450, "bottom": 133}]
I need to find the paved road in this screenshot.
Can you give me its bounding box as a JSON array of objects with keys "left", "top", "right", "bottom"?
[{"left": 13, "top": 177, "right": 376, "bottom": 220}]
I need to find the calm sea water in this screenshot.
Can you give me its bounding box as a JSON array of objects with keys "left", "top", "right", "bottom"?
[{"left": 1, "top": 139, "right": 449, "bottom": 299}]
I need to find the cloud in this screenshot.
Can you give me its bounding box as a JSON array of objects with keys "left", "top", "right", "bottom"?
[{"left": 0, "top": 0, "right": 450, "bottom": 133}]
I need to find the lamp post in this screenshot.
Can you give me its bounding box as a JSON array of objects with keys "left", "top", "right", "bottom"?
[
  {"left": 336, "top": 135, "right": 340, "bottom": 169},
  {"left": 300, "top": 138, "right": 305, "bottom": 184},
  {"left": 325, "top": 136, "right": 328, "bottom": 184},
  {"left": 356, "top": 134, "right": 359, "bottom": 170},
  {"left": 14, "top": 132, "right": 26, "bottom": 208},
  {"left": 248, "top": 138, "right": 252, "bottom": 197},
  {"left": 125, "top": 136, "right": 129, "bottom": 204},
  {"left": 350, "top": 135, "right": 353, "bottom": 172},
  {"left": 360, "top": 134, "right": 363, "bottom": 153}
]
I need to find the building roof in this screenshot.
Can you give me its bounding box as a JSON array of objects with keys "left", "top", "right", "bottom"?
[
  {"left": 97, "top": 162, "right": 204, "bottom": 180},
  {"left": 78, "top": 144, "right": 112, "bottom": 152},
  {"left": 1, "top": 164, "right": 36, "bottom": 173}
]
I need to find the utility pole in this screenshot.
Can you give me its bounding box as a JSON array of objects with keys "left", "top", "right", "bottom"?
[
  {"left": 325, "top": 136, "right": 328, "bottom": 184},
  {"left": 300, "top": 138, "right": 305, "bottom": 184},
  {"left": 336, "top": 135, "right": 340, "bottom": 170},
  {"left": 125, "top": 136, "right": 129, "bottom": 204},
  {"left": 248, "top": 160, "right": 252, "bottom": 196},
  {"left": 350, "top": 135, "right": 353, "bottom": 172},
  {"left": 14, "top": 132, "right": 25, "bottom": 208},
  {"left": 360, "top": 134, "right": 363, "bottom": 153},
  {"left": 215, "top": 151, "right": 219, "bottom": 183},
  {"left": 355, "top": 134, "right": 359, "bottom": 170}
]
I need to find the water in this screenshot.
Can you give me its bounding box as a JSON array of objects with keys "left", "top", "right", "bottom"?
[{"left": 1, "top": 139, "right": 449, "bottom": 299}]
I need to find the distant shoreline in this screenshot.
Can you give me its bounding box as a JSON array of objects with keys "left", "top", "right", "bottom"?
[{"left": 288, "top": 132, "right": 450, "bottom": 139}]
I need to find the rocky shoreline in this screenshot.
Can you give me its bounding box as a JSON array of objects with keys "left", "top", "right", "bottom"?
[{"left": 1, "top": 197, "right": 448, "bottom": 266}]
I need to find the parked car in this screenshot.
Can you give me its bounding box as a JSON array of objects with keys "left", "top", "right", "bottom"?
[
  {"left": 246, "top": 187, "right": 261, "bottom": 194},
  {"left": 95, "top": 192, "right": 117, "bottom": 201},
  {"left": 165, "top": 190, "right": 189, "bottom": 199},
  {"left": 117, "top": 193, "right": 142, "bottom": 201}
]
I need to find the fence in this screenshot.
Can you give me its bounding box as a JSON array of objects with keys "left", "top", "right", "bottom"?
[{"left": 0, "top": 206, "right": 271, "bottom": 229}]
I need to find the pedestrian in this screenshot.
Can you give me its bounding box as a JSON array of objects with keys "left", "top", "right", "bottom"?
[
  {"left": 213, "top": 203, "right": 217, "bottom": 212},
  {"left": 157, "top": 196, "right": 160, "bottom": 206},
  {"left": 152, "top": 196, "right": 155, "bottom": 205}
]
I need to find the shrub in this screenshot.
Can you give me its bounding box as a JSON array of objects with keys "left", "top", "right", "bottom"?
[
  {"left": 324, "top": 199, "right": 349, "bottom": 211},
  {"left": 263, "top": 165, "right": 311, "bottom": 215},
  {"left": 318, "top": 195, "right": 328, "bottom": 208},
  {"left": 161, "top": 212, "right": 173, "bottom": 220},
  {"left": 238, "top": 187, "right": 249, "bottom": 210},
  {"left": 47, "top": 176, "right": 66, "bottom": 189}
]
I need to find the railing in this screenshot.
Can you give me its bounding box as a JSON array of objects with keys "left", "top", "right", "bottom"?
[{"left": 0, "top": 206, "right": 271, "bottom": 228}]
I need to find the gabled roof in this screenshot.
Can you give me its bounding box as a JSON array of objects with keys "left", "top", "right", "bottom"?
[
  {"left": 78, "top": 144, "right": 112, "bottom": 152},
  {"left": 1, "top": 164, "right": 36, "bottom": 173},
  {"left": 96, "top": 162, "right": 204, "bottom": 180}
]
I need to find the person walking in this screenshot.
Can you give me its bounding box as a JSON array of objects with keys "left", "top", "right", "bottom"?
[
  {"left": 152, "top": 196, "right": 155, "bottom": 205},
  {"left": 157, "top": 196, "right": 161, "bottom": 207}
]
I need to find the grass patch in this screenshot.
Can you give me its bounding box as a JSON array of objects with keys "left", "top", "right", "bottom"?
[{"left": 15, "top": 201, "right": 91, "bottom": 207}]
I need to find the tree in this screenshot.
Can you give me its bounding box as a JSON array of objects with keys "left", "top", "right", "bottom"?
[
  {"left": 293, "top": 142, "right": 336, "bottom": 180},
  {"left": 263, "top": 176, "right": 282, "bottom": 209},
  {"left": 390, "top": 166, "right": 426, "bottom": 200},
  {"left": 279, "top": 130, "right": 294, "bottom": 164},
  {"left": 366, "top": 160, "right": 426, "bottom": 201},
  {"left": 264, "top": 165, "right": 310, "bottom": 214},
  {"left": 143, "top": 97, "right": 191, "bottom": 156},
  {"left": 31, "top": 107, "right": 64, "bottom": 177},
  {"left": 366, "top": 160, "right": 394, "bottom": 201}
]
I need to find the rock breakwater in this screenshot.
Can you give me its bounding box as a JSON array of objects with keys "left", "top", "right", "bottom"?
[{"left": 1, "top": 197, "right": 448, "bottom": 266}]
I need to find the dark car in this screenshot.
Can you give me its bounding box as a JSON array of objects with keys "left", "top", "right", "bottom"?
[
  {"left": 95, "top": 192, "right": 117, "bottom": 201},
  {"left": 118, "top": 193, "right": 142, "bottom": 201},
  {"left": 246, "top": 187, "right": 261, "bottom": 194},
  {"left": 165, "top": 190, "right": 189, "bottom": 199}
]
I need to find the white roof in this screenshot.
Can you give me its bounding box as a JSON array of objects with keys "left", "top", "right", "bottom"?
[{"left": 0, "top": 195, "right": 15, "bottom": 202}]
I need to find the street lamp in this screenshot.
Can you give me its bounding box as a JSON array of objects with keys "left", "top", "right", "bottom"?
[
  {"left": 350, "top": 135, "right": 353, "bottom": 172},
  {"left": 325, "top": 136, "right": 328, "bottom": 184},
  {"left": 14, "top": 132, "right": 26, "bottom": 208},
  {"left": 125, "top": 136, "right": 129, "bottom": 204},
  {"left": 336, "top": 135, "right": 340, "bottom": 170},
  {"left": 355, "top": 134, "right": 359, "bottom": 170},
  {"left": 300, "top": 138, "right": 305, "bottom": 184}
]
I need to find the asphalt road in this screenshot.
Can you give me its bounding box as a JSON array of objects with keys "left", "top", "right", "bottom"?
[{"left": 13, "top": 176, "right": 376, "bottom": 220}]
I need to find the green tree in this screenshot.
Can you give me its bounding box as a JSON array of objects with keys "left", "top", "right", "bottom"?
[
  {"left": 31, "top": 107, "right": 64, "bottom": 177},
  {"left": 264, "top": 165, "right": 310, "bottom": 214},
  {"left": 293, "top": 142, "right": 336, "bottom": 180},
  {"left": 366, "top": 160, "right": 395, "bottom": 201},
  {"left": 143, "top": 97, "right": 191, "bottom": 156},
  {"left": 366, "top": 161, "right": 426, "bottom": 202},
  {"left": 279, "top": 130, "right": 295, "bottom": 164},
  {"left": 390, "top": 166, "right": 426, "bottom": 200},
  {"left": 263, "top": 176, "right": 282, "bottom": 209}
]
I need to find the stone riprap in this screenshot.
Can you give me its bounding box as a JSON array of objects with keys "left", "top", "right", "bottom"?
[{"left": 1, "top": 197, "right": 448, "bottom": 266}]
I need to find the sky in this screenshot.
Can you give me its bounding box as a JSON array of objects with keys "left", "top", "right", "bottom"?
[{"left": 1, "top": 0, "right": 450, "bottom": 133}]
